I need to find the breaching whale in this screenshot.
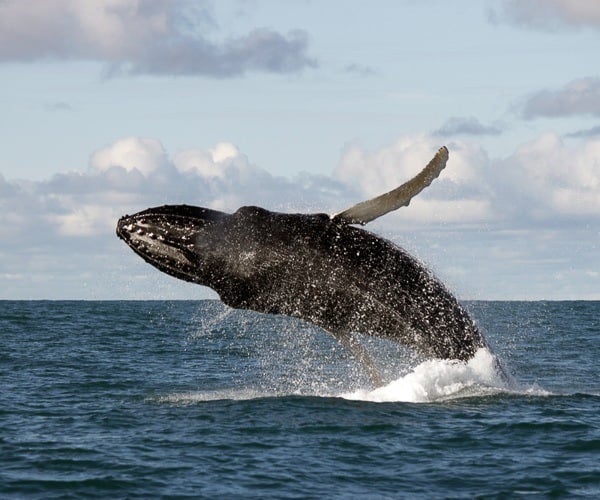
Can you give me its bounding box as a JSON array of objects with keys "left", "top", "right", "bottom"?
[{"left": 116, "top": 147, "right": 495, "bottom": 386}]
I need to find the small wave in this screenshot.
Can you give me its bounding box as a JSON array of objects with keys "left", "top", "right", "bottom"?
[
  {"left": 341, "top": 348, "right": 520, "bottom": 403},
  {"left": 152, "top": 388, "right": 274, "bottom": 404}
]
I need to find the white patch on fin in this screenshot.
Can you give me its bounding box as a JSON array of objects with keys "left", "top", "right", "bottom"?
[{"left": 332, "top": 146, "right": 449, "bottom": 225}]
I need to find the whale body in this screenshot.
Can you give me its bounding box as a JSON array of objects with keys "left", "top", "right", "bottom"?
[{"left": 116, "top": 147, "right": 493, "bottom": 384}]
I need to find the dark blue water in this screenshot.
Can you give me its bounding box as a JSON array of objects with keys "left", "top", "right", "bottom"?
[{"left": 1, "top": 300, "right": 599, "bottom": 498}]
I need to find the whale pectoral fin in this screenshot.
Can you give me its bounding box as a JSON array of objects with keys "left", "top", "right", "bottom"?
[
  {"left": 334, "top": 331, "right": 384, "bottom": 387},
  {"left": 331, "top": 146, "right": 449, "bottom": 225}
]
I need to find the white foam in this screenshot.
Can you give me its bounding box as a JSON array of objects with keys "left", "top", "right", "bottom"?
[{"left": 341, "top": 348, "right": 509, "bottom": 403}]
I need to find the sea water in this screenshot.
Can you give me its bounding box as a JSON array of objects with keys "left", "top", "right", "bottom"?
[{"left": 1, "top": 300, "right": 599, "bottom": 498}]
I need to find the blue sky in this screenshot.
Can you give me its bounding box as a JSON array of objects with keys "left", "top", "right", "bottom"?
[{"left": 1, "top": 0, "right": 599, "bottom": 300}]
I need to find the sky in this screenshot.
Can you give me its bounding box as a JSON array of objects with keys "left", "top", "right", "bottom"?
[{"left": 1, "top": 0, "right": 599, "bottom": 300}]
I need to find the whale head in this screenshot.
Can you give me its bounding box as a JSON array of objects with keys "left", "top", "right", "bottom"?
[{"left": 116, "top": 204, "right": 230, "bottom": 285}]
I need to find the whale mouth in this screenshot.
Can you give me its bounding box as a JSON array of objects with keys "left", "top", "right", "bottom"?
[{"left": 116, "top": 204, "right": 228, "bottom": 283}]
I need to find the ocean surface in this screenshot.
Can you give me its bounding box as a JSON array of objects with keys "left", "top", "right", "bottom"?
[{"left": 1, "top": 300, "right": 599, "bottom": 498}]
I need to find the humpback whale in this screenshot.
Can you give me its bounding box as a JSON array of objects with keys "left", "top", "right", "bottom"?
[{"left": 116, "top": 147, "right": 495, "bottom": 385}]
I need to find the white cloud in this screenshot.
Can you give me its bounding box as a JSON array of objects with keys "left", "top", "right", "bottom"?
[
  {"left": 3, "top": 133, "right": 599, "bottom": 247},
  {"left": 173, "top": 142, "right": 241, "bottom": 178},
  {"left": 335, "top": 136, "right": 441, "bottom": 196},
  {"left": 334, "top": 136, "right": 493, "bottom": 224},
  {"left": 91, "top": 137, "right": 169, "bottom": 175},
  {"left": 51, "top": 204, "right": 118, "bottom": 237},
  {"left": 0, "top": 0, "right": 316, "bottom": 77},
  {"left": 494, "top": 132, "right": 600, "bottom": 218},
  {"left": 335, "top": 132, "right": 600, "bottom": 226},
  {"left": 0, "top": 137, "right": 351, "bottom": 242},
  {"left": 210, "top": 142, "right": 239, "bottom": 163},
  {"left": 492, "top": 0, "right": 600, "bottom": 30},
  {"left": 2, "top": 133, "right": 600, "bottom": 298},
  {"left": 173, "top": 149, "right": 221, "bottom": 178}
]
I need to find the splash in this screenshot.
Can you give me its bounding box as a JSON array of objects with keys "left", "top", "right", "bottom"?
[
  {"left": 153, "top": 348, "right": 521, "bottom": 405},
  {"left": 341, "top": 348, "right": 511, "bottom": 403}
]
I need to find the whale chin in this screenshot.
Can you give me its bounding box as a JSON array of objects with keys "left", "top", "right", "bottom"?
[{"left": 116, "top": 204, "right": 228, "bottom": 284}]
